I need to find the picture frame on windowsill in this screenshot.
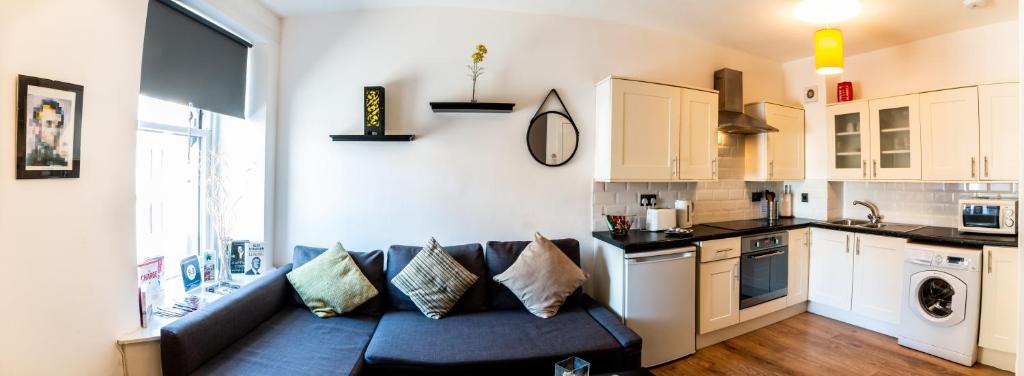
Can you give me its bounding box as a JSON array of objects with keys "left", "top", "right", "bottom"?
[{"left": 16, "top": 75, "right": 84, "bottom": 179}]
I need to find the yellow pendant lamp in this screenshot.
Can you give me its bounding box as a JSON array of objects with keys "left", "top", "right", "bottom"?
[{"left": 814, "top": 28, "right": 844, "bottom": 75}]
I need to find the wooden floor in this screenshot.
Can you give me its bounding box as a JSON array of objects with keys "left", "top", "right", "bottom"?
[{"left": 652, "top": 313, "right": 1010, "bottom": 376}]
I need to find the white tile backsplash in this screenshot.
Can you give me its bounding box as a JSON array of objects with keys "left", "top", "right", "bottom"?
[
  {"left": 591, "top": 180, "right": 784, "bottom": 231},
  {"left": 841, "top": 182, "right": 1019, "bottom": 227}
]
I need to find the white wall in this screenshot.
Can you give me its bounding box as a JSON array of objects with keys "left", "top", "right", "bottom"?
[
  {"left": 275, "top": 7, "right": 785, "bottom": 267},
  {"left": 0, "top": 1, "right": 146, "bottom": 374},
  {"left": 838, "top": 21, "right": 1019, "bottom": 101}
]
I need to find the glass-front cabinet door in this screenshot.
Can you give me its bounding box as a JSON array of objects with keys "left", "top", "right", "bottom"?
[
  {"left": 868, "top": 94, "right": 921, "bottom": 180},
  {"left": 827, "top": 101, "right": 870, "bottom": 180}
]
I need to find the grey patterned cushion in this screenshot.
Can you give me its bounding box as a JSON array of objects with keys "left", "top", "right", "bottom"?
[{"left": 391, "top": 238, "right": 478, "bottom": 319}]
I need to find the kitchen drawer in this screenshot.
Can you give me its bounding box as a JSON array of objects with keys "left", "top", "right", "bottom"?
[{"left": 698, "top": 237, "right": 741, "bottom": 263}]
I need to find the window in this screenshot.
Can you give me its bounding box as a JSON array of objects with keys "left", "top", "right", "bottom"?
[
  {"left": 135, "top": 96, "right": 208, "bottom": 275},
  {"left": 137, "top": 0, "right": 261, "bottom": 280},
  {"left": 135, "top": 96, "right": 265, "bottom": 278}
]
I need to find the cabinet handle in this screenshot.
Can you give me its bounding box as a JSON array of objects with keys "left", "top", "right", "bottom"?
[
  {"left": 855, "top": 237, "right": 861, "bottom": 256},
  {"left": 769, "top": 161, "right": 774, "bottom": 178},
  {"left": 712, "top": 159, "right": 718, "bottom": 178},
  {"left": 971, "top": 157, "right": 977, "bottom": 178},
  {"left": 984, "top": 156, "right": 989, "bottom": 177},
  {"left": 873, "top": 160, "right": 878, "bottom": 178},
  {"left": 733, "top": 263, "right": 739, "bottom": 280},
  {"left": 671, "top": 157, "right": 678, "bottom": 178},
  {"left": 988, "top": 250, "right": 993, "bottom": 274},
  {"left": 862, "top": 160, "right": 867, "bottom": 178},
  {"left": 845, "top": 235, "right": 850, "bottom": 253}
]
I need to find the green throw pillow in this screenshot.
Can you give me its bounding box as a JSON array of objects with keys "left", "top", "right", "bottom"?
[{"left": 287, "top": 243, "right": 378, "bottom": 318}]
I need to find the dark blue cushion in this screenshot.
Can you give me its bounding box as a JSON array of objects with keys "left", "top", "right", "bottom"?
[
  {"left": 385, "top": 243, "right": 487, "bottom": 312},
  {"left": 191, "top": 306, "right": 378, "bottom": 376},
  {"left": 291, "top": 246, "right": 386, "bottom": 316},
  {"left": 484, "top": 238, "right": 583, "bottom": 310},
  {"left": 364, "top": 306, "right": 624, "bottom": 374}
]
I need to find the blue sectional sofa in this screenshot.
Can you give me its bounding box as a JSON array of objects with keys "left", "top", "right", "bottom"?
[{"left": 161, "top": 239, "right": 642, "bottom": 375}]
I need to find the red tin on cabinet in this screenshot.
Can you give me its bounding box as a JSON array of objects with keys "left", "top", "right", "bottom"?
[{"left": 837, "top": 81, "right": 853, "bottom": 102}]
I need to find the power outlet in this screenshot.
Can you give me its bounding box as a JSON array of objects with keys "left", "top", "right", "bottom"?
[
  {"left": 639, "top": 194, "right": 657, "bottom": 207},
  {"left": 751, "top": 192, "right": 764, "bottom": 202},
  {"left": 801, "top": 193, "right": 809, "bottom": 203}
]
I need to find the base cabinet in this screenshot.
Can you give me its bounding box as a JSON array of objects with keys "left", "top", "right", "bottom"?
[
  {"left": 699, "top": 257, "right": 740, "bottom": 334},
  {"left": 979, "top": 246, "right": 1019, "bottom": 354},
  {"left": 787, "top": 228, "right": 810, "bottom": 306},
  {"left": 809, "top": 229, "right": 905, "bottom": 325},
  {"left": 808, "top": 229, "right": 854, "bottom": 310},
  {"left": 850, "top": 234, "right": 905, "bottom": 324}
]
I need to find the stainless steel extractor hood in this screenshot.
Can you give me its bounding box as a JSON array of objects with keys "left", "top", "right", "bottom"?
[{"left": 713, "top": 68, "right": 778, "bottom": 134}]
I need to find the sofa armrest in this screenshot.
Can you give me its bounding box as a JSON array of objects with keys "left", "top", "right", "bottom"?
[
  {"left": 161, "top": 265, "right": 293, "bottom": 376},
  {"left": 583, "top": 294, "right": 642, "bottom": 369}
]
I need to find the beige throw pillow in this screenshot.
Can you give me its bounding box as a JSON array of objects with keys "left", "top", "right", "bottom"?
[{"left": 493, "top": 233, "right": 587, "bottom": 318}]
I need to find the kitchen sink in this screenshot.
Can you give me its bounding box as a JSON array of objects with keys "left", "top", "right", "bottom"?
[
  {"left": 825, "top": 219, "right": 924, "bottom": 233},
  {"left": 828, "top": 219, "right": 869, "bottom": 226},
  {"left": 859, "top": 222, "right": 925, "bottom": 232}
]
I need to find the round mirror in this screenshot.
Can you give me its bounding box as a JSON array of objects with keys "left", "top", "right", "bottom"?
[{"left": 527, "top": 111, "right": 579, "bottom": 167}]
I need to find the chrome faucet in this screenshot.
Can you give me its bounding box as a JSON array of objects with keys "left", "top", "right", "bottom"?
[{"left": 853, "top": 200, "right": 883, "bottom": 224}]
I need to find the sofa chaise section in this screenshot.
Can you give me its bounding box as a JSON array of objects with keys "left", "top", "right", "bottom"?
[
  {"left": 363, "top": 303, "right": 632, "bottom": 375},
  {"left": 160, "top": 264, "right": 380, "bottom": 376}
]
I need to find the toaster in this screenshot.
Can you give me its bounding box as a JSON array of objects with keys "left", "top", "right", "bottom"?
[{"left": 645, "top": 208, "right": 677, "bottom": 231}]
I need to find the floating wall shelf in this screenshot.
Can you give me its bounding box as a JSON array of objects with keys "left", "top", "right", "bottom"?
[
  {"left": 429, "top": 102, "right": 515, "bottom": 113},
  {"left": 330, "top": 134, "right": 415, "bottom": 142}
]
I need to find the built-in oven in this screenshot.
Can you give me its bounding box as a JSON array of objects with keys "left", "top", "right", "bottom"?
[
  {"left": 958, "top": 198, "right": 1017, "bottom": 235},
  {"left": 740, "top": 232, "right": 788, "bottom": 310}
]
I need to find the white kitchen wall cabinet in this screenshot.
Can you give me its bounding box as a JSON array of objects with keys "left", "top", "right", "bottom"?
[
  {"left": 744, "top": 102, "right": 805, "bottom": 181},
  {"left": 979, "top": 83, "right": 1020, "bottom": 181},
  {"left": 595, "top": 77, "right": 718, "bottom": 182},
  {"left": 808, "top": 228, "right": 854, "bottom": 310},
  {"left": 678, "top": 89, "right": 719, "bottom": 180},
  {"left": 920, "top": 87, "right": 980, "bottom": 181},
  {"left": 827, "top": 101, "right": 871, "bottom": 180},
  {"left": 979, "top": 246, "right": 1019, "bottom": 354},
  {"left": 786, "top": 228, "right": 810, "bottom": 306},
  {"left": 595, "top": 78, "right": 679, "bottom": 181},
  {"left": 868, "top": 94, "right": 921, "bottom": 180},
  {"left": 850, "top": 234, "right": 906, "bottom": 324},
  {"left": 699, "top": 257, "right": 740, "bottom": 334}
]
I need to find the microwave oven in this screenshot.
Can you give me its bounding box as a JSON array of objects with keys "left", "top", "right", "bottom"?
[{"left": 958, "top": 198, "right": 1017, "bottom": 235}]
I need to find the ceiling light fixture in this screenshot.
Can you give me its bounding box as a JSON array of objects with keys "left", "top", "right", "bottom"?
[
  {"left": 793, "top": 0, "right": 863, "bottom": 24},
  {"left": 814, "top": 28, "right": 844, "bottom": 75}
]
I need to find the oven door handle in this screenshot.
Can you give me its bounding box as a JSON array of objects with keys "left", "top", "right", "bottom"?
[{"left": 747, "top": 250, "right": 786, "bottom": 260}]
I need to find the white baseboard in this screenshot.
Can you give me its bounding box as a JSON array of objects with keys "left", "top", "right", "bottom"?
[
  {"left": 807, "top": 302, "right": 899, "bottom": 337},
  {"left": 697, "top": 302, "right": 807, "bottom": 349},
  {"left": 978, "top": 347, "right": 1016, "bottom": 372}
]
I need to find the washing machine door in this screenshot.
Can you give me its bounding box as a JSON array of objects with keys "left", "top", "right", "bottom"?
[{"left": 908, "top": 270, "right": 968, "bottom": 327}]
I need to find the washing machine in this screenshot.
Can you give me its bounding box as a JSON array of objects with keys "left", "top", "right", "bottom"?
[{"left": 897, "top": 243, "right": 981, "bottom": 366}]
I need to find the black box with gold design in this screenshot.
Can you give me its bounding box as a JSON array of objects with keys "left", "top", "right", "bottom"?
[{"left": 363, "top": 86, "right": 385, "bottom": 135}]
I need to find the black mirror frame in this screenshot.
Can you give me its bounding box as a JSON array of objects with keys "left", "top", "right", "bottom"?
[
  {"left": 527, "top": 111, "right": 580, "bottom": 167},
  {"left": 527, "top": 89, "right": 579, "bottom": 167}
]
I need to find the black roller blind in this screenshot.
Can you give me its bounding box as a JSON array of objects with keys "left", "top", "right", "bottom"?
[{"left": 141, "top": 0, "right": 250, "bottom": 118}]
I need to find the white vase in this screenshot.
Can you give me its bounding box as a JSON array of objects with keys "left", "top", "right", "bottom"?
[{"left": 218, "top": 238, "right": 233, "bottom": 283}]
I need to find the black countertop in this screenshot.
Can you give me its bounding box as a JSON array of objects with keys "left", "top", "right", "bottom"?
[{"left": 593, "top": 218, "right": 1018, "bottom": 253}]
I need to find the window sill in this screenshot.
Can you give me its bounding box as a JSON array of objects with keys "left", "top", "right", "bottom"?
[{"left": 115, "top": 269, "right": 272, "bottom": 345}]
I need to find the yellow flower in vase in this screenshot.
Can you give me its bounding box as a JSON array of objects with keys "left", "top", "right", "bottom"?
[{"left": 468, "top": 44, "right": 488, "bottom": 103}]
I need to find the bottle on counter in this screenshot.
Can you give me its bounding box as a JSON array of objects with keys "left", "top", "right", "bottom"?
[{"left": 781, "top": 185, "right": 794, "bottom": 218}]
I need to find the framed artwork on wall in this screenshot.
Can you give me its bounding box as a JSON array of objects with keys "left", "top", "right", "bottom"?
[{"left": 16, "top": 75, "right": 84, "bottom": 179}]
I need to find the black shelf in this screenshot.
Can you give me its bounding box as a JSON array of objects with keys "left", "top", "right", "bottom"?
[
  {"left": 430, "top": 102, "right": 515, "bottom": 113},
  {"left": 330, "top": 134, "right": 415, "bottom": 142}
]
